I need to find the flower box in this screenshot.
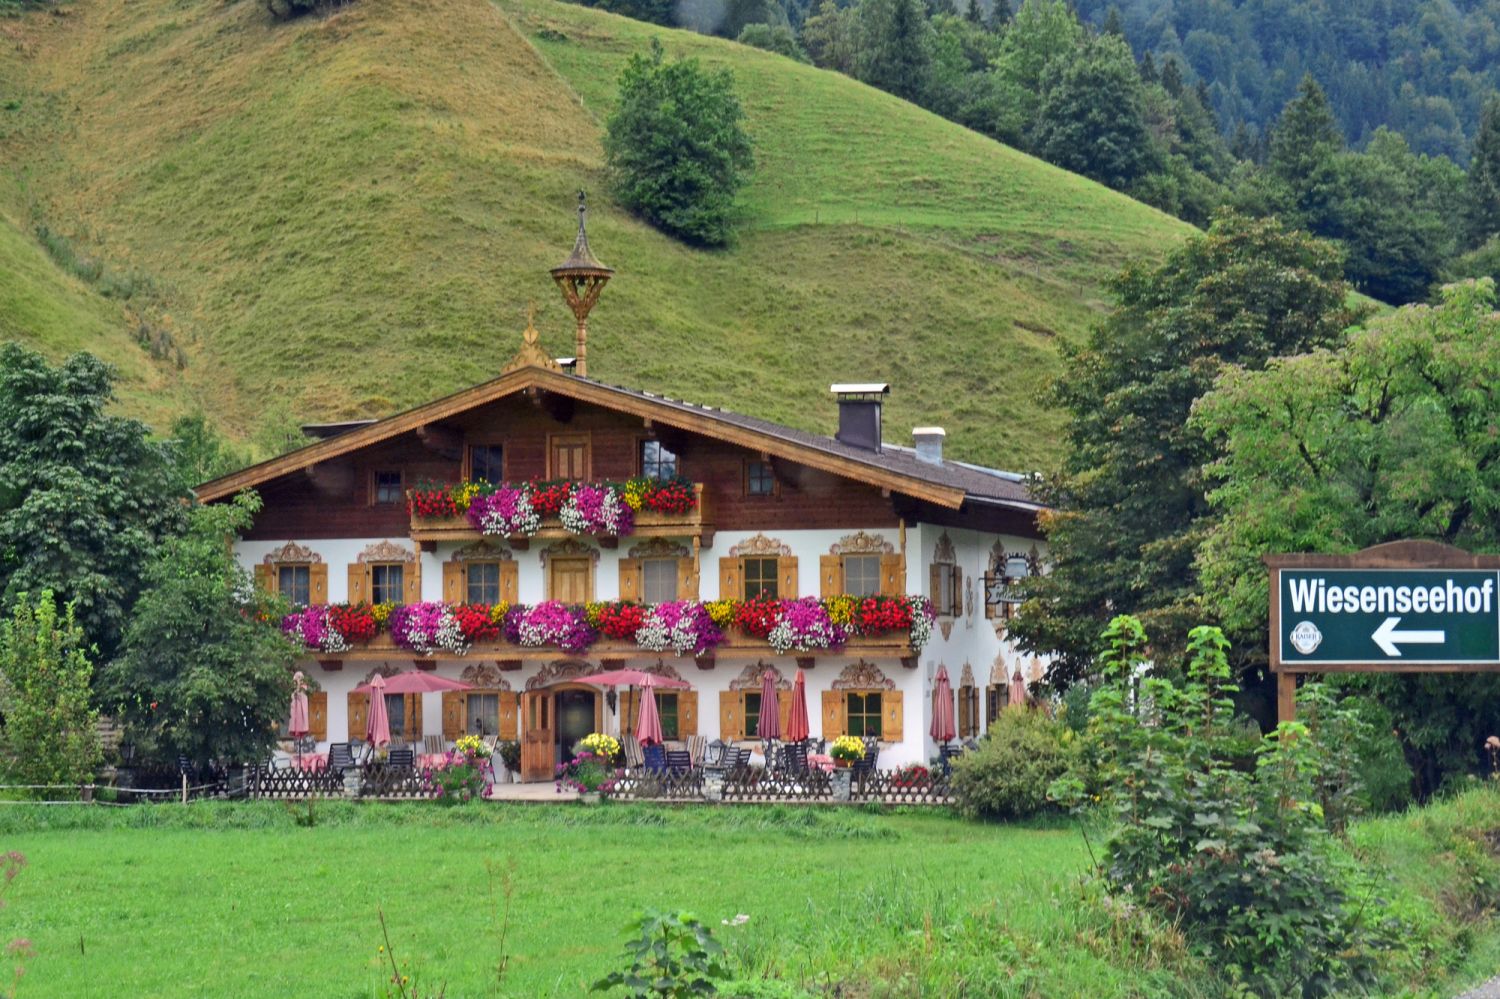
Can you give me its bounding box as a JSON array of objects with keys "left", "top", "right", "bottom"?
[{"left": 408, "top": 479, "right": 710, "bottom": 544}]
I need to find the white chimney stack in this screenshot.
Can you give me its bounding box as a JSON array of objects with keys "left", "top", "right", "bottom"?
[{"left": 913, "top": 427, "right": 945, "bottom": 465}]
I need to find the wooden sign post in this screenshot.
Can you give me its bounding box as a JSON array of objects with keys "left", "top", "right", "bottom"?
[{"left": 1265, "top": 540, "right": 1500, "bottom": 723}]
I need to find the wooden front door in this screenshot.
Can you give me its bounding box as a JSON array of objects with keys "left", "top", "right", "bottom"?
[
  {"left": 520, "top": 690, "right": 554, "bottom": 782},
  {"left": 550, "top": 557, "right": 592, "bottom": 604},
  {"left": 549, "top": 434, "right": 590, "bottom": 480}
]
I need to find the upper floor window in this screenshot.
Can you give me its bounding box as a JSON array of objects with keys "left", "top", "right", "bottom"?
[
  {"left": 374, "top": 470, "right": 403, "bottom": 505},
  {"left": 643, "top": 558, "right": 678, "bottom": 603},
  {"left": 550, "top": 434, "right": 590, "bottom": 480},
  {"left": 746, "top": 460, "right": 775, "bottom": 497},
  {"left": 842, "top": 555, "right": 881, "bottom": 597},
  {"left": 743, "top": 557, "right": 779, "bottom": 601},
  {"left": 278, "top": 564, "right": 311, "bottom": 607},
  {"left": 466, "top": 561, "right": 501, "bottom": 604},
  {"left": 371, "top": 563, "right": 405, "bottom": 605},
  {"left": 640, "top": 440, "right": 678, "bottom": 481},
  {"left": 469, "top": 445, "right": 504, "bottom": 484}
]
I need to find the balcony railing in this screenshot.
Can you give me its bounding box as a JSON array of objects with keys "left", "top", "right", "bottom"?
[{"left": 407, "top": 481, "right": 710, "bottom": 547}]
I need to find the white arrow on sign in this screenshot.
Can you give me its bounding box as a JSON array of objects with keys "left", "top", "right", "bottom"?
[{"left": 1371, "top": 616, "right": 1446, "bottom": 657}]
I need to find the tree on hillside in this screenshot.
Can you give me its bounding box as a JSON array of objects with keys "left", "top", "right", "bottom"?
[
  {"left": 169, "top": 414, "right": 250, "bottom": 492},
  {"left": 1265, "top": 75, "right": 1343, "bottom": 225},
  {"left": 801, "top": 0, "right": 860, "bottom": 72},
  {"left": 856, "top": 0, "right": 934, "bottom": 104},
  {"left": 0, "top": 592, "right": 102, "bottom": 796},
  {"left": 1009, "top": 213, "right": 1364, "bottom": 687},
  {"left": 0, "top": 345, "right": 187, "bottom": 661},
  {"left": 1031, "top": 34, "right": 1160, "bottom": 191},
  {"left": 604, "top": 40, "right": 755, "bottom": 248},
  {"left": 989, "top": 0, "right": 1083, "bottom": 144},
  {"left": 103, "top": 493, "right": 296, "bottom": 767},
  {"left": 1467, "top": 96, "right": 1500, "bottom": 248},
  {"left": 1193, "top": 279, "right": 1500, "bottom": 792}
]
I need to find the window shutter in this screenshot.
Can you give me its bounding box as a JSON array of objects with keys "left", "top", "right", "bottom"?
[
  {"left": 883, "top": 691, "right": 904, "bottom": 742},
  {"left": 403, "top": 560, "right": 422, "bottom": 606},
  {"left": 405, "top": 693, "right": 423, "bottom": 740},
  {"left": 308, "top": 691, "right": 328, "bottom": 741},
  {"left": 347, "top": 691, "right": 369, "bottom": 741},
  {"left": 779, "top": 555, "right": 799, "bottom": 598},
  {"left": 821, "top": 690, "right": 845, "bottom": 739},
  {"left": 951, "top": 566, "right": 963, "bottom": 615},
  {"left": 498, "top": 692, "right": 519, "bottom": 740},
  {"left": 618, "top": 558, "right": 643, "bottom": 603},
  {"left": 442, "top": 691, "right": 465, "bottom": 739},
  {"left": 308, "top": 563, "right": 329, "bottom": 605},
  {"left": 719, "top": 690, "right": 740, "bottom": 741},
  {"left": 620, "top": 690, "right": 638, "bottom": 738},
  {"left": 718, "top": 558, "right": 739, "bottom": 602},
  {"left": 348, "top": 565, "right": 369, "bottom": 605},
  {"left": 499, "top": 561, "right": 519, "bottom": 605},
  {"left": 778, "top": 691, "right": 793, "bottom": 734},
  {"left": 443, "top": 561, "right": 464, "bottom": 604},
  {"left": 676, "top": 557, "right": 698, "bottom": 601},
  {"left": 957, "top": 687, "right": 971, "bottom": 738},
  {"left": 819, "top": 555, "right": 842, "bottom": 598},
  {"left": 254, "top": 564, "right": 272, "bottom": 593},
  {"left": 929, "top": 564, "right": 942, "bottom": 610},
  {"left": 678, "top": 691, "right": 698, "bottom": 736},
  {"left": 879, "top": 554, "right": 903, "bottom": 596}
]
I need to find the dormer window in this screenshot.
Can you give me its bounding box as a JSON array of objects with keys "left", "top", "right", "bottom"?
[
  {"left": 746, "top": 460, "right": 776, "bottom": 497},
  {"left": 469, "top": 445, "right": 504, "bottom": 484},
  {"left": 373, "top": 470, "right": 403, "bottom": 505}
]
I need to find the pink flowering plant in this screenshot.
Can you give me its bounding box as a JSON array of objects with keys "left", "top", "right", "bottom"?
[
  {"left": 555, "top": 750, "right": 619, "bottom": 794},
  {"left": 635, "top": 601, "right": 724, "bottom": 657},
  {"left": 768, "top": 597, "right": 847, "bottom": 654},
  {"left": 559, "top": 483, "right": 635, "bottom": 537},
  {"left": 509, "top": 601, "right": 596, "bottom": 653},
  {"left": 428, "top": 734, "right": 492, "bottom": 804},
  {"left": 281, "top": 605, "right": 350, "bottom": 654},
  {"left": 389, "top": 602, "right": 471, "bottom": 656},
  {"left": 467, "top": 483, "right": 542, "bottom": 537}
]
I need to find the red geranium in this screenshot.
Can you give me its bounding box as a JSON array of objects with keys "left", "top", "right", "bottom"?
[
  {"left": 408, "top": 486, "right": 460, "bottom": 518},
  {"left": 642, "top": 479, "right": 697, "bottom": 514},
  {"left": 855, "top": 596, "right": 912, "bottom": 636},
  {"left": 454, "top": 604, "right": 501, "bottom": 642},
  {"left": 596, "top": 602, "right": 646, "bottom": 641},
  {"left": 330, "top": 603, "right": 378, "bottom": 643},
  {"left": 530, "top": 480, "right": 572, "bottom": 519},
  {"left": 734, "top": 597, "right": 782, "bottom": 639}
]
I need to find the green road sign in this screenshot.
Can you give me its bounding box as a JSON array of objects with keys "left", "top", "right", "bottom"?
[{"left": 1277, "top": 569, "right": 1500, "bottom": 665}]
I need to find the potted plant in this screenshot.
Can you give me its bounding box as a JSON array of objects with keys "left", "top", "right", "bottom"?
[
  {"left": 556, "top": 733, "right": 621, "bottom": 803},
  {"left": 429, "top": 734, "right": 492, "bottom": 804},
  {"left": 829, "top": 735, "right": 865, "bottom": 801},
  {"left": 496, "top": 740, "right": 522, "bottom": 782}
]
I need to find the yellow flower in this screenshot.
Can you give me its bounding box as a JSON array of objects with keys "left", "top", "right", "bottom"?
[
  {"left": 622, "top": 477, "right": 647, "bottom": 511},
  {"left": 585, "top": 601, "right": 606, "bottom": 627},
  {"left": 705, "top": 599, "right": 739, "bottom": 628},
  {"left": 488, "top": 601, "right": 510, "bottom": 623},
  {"left": 371, "top": 602, "right": 395, "bottom": 625},
  {"left": 824, "top": 594, "right": 855, "bottom": 627},
  {"left": 455, "top": 481, "right": 481, "bottom": 512}
]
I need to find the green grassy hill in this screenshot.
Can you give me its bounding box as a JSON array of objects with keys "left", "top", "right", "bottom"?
[{"left": 0, "top": 0, "right": 1192, "bottom": 468}]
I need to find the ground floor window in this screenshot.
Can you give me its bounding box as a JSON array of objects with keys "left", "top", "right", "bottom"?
[
  {"left": 385, "top": 693, "right": 406, "bottom": 741},
  {"left": 467, "top": 693, "right": 499, "bottom": 736},
  {"left": 846, "top": 692, "right": 882, "bottom": 738}
]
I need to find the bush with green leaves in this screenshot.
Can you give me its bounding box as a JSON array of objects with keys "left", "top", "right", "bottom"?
[
  {"left": 592, "top": 908, "right": 729, "bottom": 997},
  {"left": 736, "top": 24, "right": 809, "bottom": 62},
  {"left": 263, "top": 0, "right": 320, "bottom": 19},
  {"left": 0, "top": 591, "right": 102, "bottom": 796},
  {"left": 951, "top": 706, "right": 1076, "bottom": 820},
  {"left": 1051, "top": 616, "right": 1390, "bottom": 996},
  {"left": 604, "top": 39, "right": 754, "bottom": 247}
]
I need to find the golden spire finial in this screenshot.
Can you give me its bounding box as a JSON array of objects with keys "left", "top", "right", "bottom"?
[
  {"left": 524, "top": 301, "right": 539, "bottom": 344},
  {"left": 503, "top": 300, "right": 562, "bottom": 375}
]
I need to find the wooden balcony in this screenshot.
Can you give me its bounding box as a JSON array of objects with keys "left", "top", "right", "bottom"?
[{"left": 409, "top": 483, "right": 711, "bottom": 549}]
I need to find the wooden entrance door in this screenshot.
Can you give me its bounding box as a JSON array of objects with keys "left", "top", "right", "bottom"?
[{"left": 520, "top": 689, "right": 554, "bottom": 781}]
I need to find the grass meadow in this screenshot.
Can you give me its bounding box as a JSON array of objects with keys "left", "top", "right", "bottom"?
[{"left": 1, "top": 790, "right": 1498, "bottom": 998}]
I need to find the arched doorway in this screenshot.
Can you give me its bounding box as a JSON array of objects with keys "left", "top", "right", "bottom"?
[{"left": 520, "top": 661, "right": 605, "bottom": 781}]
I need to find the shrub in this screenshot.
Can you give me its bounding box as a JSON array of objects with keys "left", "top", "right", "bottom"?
[
  {"left": 951, "top": 707, "right": 1075, "bottom": 820},
  {"left": 592, "top": 909, "right": 728, "bottom": 997},
  {"left": 736, "top": 24, "right": 809, "bottom": 63},
  {"left": 604, "top": 39, "right": 754, "bottom": 247}
]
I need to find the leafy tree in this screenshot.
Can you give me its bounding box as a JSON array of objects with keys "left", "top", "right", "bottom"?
[
  {"left": 0, "top": 591, "right": 102, "bottom": 795},
  {"left": 1193, "top": 279, "right": 1500, "bottom": 792},
  {"left": 0, "top": 345, "right": 186, "bottom": 660},
  {"left": 737, "top": 22, "right": 809, "bottom": 61},
  {"left": 1467, "top": 95, "right": 1500, "bottom": 247},
  {"left": 1265, "top": 74, "right": 1343, "bottom": 227},
  {"left": 169, "top": 414, "right": 250, "bottom": 492},
  {"left": 986, "top": 0, "right": 1010, "bottom": 28},
  {"left": 573, "top": 0, "right": 676, "bottom": 26},
  {"left": 989, "top": 0, "right": 1083, "bottom": 143},
  {"left": 856, "top": 0, "right": 933, "bottom": 104},
  {"left": 604, "top": 40, "right": 754, "bottom": 247},
  {"left": 1009, "top": 213, "right": 1362, "bottom": 686},
  {"left": 800, "top": 0, "right": 860, "bottom": 72},
  {"left": 1032, "top": 33, "right": 1160, "bottom": 190},
  {"left": 103, "top": 493, "right": 297, "bottom": 767}
]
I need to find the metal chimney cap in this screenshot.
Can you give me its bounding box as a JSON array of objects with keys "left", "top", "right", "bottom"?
[
  {"left": 830, "top": 383, "right": 890, "bottom": 395},
  {"left": 912, "top": 426, "right": 946, "bottom": 437}
]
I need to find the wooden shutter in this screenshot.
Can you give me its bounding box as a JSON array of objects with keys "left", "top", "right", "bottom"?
[
  {"left": 883, "top": 690, "right": 904, "bottom": 742},
  {"left": 308, "top": 563, "right": 329, "bottom": 605},
  {"left": 403, "top": 560, "right": 422, "bottom": 605},
  {"left": 929, "top": 563, "right": 943, "bottom": 611},
  {"left": 308, "top": 691, "right": 328, "bottom": 741},
  {"left": 778, "top": 691, "right": 793, "bottom": 734},
  {"left": 718, "top": 558, "right": 740, "bottom": 602},
  {"left": 347, "top": 691, "right": 369, "bottom": 740},
  {"left": 254, "top": 564, "right": 272, "bottom": 593},
  {"left": 779, "top": 556, "right": 799, "bottom": 598},
  {"left": 619, "top": 690, "right": 639, "bottom": 737},
  {"left": 348, "top": 564, "right": 370, "bottom": 605},
  {"left": 499, "top": 561, "right": 519, "bottom": 604},
  {"left": 443, "top": 561, "right": 464, "bottom": 604},
  {"left": 957, "top": 687, "right": 971, "bottom": 738},
  {"left": 678, "top": 690, "right": 698, "bottom": 737},
  {"left": 719, "top": 690, "right": 740, "bottom": 741},
  {"left": 879, "top": 554, "right": 903, "bottom": 596},
  {"left": 821, "top": 690, "right": 845, "bottom": 739},
  {"left": 618, "top": 558, "right": 643, "bottom": 603},
  {"left": 405, "top": 693, "right": 423, "bottom": 740},
  {"left": 498, "top": 691, "right": 519, "bottom": 740},
  {"left": 952, "top": 566, "right": 963, "bottom": 614},
  {"left": 819, "top": 554, "right": 843, "bottom": 598},
  {"left": 442, "top": 691, "right": 465, "bottom": 739},
  {"left": 676, "top": 557, "right": 698, "bottom": 600}
]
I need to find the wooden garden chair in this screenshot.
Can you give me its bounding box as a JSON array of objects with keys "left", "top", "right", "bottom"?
[{"left": 423, "top": 735, "right": 444, "bottom": 757}]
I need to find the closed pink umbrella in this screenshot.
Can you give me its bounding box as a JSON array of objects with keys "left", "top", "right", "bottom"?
[
  {"left": 635, "top": 685, "right": 665, "bottom": 747},
  {"left": 785, "top": 669, "right": 810, "bottom": 743},
  {"left": 366, "top": 673, "right": 392, "bottom": 749},
  {"left": 1009, "top": 669, "right": 1028, "bottom": 709},
  {"left": 289, "top": 671, "right": 310, "bottom": 766},
  {"left": 930, "top": 666, "right": 956, "bottom": 745},
  {"left": 757, "top": 668, "right": 780, "bottom": 742}
]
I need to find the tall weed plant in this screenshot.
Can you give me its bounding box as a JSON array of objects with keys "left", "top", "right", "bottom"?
[{"left": 1051, "top": 616, "right": 1395, "bottom": 997}]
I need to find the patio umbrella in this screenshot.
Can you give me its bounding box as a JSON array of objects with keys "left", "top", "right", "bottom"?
[
  {"left": 1009, "top": 669, "right": 1028, "bottom": 709},
  {"left": 288, "top": 671, "right": 310, "bottom": 765},
  {"left": 930, "top": 666, "right": 956, "bottom": 745},
  {"left": 756, "top": 668, "right": 780, "bottom": 742},
  {"left": 635, "top": 684, "right": 665, "bottom": 747},
  {"left": 785, "top": 669, "right": 810, "bottom": 743},
  {"left": 366, "top": 673, "right": 392, "bottom": 749},
  {"left": 570, "top": 669, "right": 690, "bottom": 689},
  {"left": 355, "top": 671, "right": 473, "bottom": 695}
]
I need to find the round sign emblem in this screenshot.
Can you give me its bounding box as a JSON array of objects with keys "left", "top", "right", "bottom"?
[{"left": 1289, "top": 621, "right": 1323, "bottom": 656}]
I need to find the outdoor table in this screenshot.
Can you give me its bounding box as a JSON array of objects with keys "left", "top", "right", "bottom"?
[
  {"left": 808, "top": 753, "right": 835, "bottom": 773},
  {"left": 291, "top": 753, "right": 329, "bottom": 772}
]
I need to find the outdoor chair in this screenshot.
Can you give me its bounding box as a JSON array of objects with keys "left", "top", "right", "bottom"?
[
  {"left": 664, "top": 749, "right": 692, "bottom": 774},
  {"left": 780, "top": 741, "right": 810, "bottom": 774},
  {"left": 423, "top": 735, "right": 444, "bottom": 757},
  {"left": 328, "top": 742, "right": 356, "bottom": 773},
  {"left": 641, "top": 743, "right": 667, "bottom": 775},
  {"left": 732, "top": 747, "right": 753, "bottom": 771},
  {"left": 387, "top": 748, "right": 414, "bottom": 768},
  {"left": 962, "top": 738, "right": 980, "bottom": 753},
  {"left": 938, "top": 742, "right": 964, "bottom": 775},
  {"left": 622, "top": 735, "right": 645, "bottom": 770},
  {"left": 686, "top": 735, "right": 707, "bottom": 767},
  {"left": 852, "top": 745, "right": 879, "bottom": 779}
]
